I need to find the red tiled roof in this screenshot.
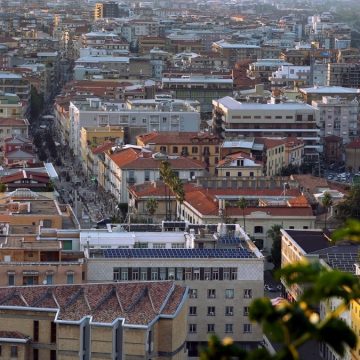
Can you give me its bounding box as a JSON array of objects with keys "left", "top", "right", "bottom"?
[
  {"left": 91, "top": 141, "right": 114, "bottom": 155},
  {"left": 217, "top": 151, "right": 262, "bottom": 167},
  {"left": 0, "top": 282, "right": 186, "bottom": 326}
]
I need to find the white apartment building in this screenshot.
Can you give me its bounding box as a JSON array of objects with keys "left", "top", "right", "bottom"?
[
  {"left": 68, "top": 98, "right": 201, "bottom": 156},
  {"left": 212, "top": 96, "right": 321, "bottom": 156},
  {"left": 312, "top": 96, "right": 359, "bottom": 144},
  {"left": 270, "top": 65, "right": 311, "bottom": 89},
  {"left": 85, "top": 226, "right": 264, "bottom": 359}
]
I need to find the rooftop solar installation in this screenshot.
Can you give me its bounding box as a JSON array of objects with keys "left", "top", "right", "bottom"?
[
  {"left": 218, "top": 235, "right": 241, "bottom": 245},
  {"left": 103, "top": 248, "right": 255, "bottom": 259}
]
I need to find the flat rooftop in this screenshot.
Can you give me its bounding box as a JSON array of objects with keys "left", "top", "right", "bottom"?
[
  {"left": 286, "top": 229, "right": 331, "bottom": 253},
  {"left": 91, "top": 248, "right": 256, "bottom": 259}
]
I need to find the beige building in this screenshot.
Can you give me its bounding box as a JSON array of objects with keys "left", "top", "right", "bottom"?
[
  {"left": 216, "top": 152, "right": 263, "bottom": 177},
  {"left": 0, "top": 188, "right": 83, "bottom": 286},
  {"left": 137, "top": 131, "right": 221, "bottom": 174},
  {"left": 0, "top": 92, "right": 24, "bottom": 118},
  {"left": 0, "top": 281, "right": 188, "bottom": 360},
  {"left": 346, "top": 139, "right": 360, "bottom": 172},
  {"left": 178, "top": 187, "right": 316, "bottom": 251},
  {"left": 0, "top": 118, "right": 29, "bottom": 150},
  {"left": 85, "top": 228, "right": 264, "bottom": 359}
]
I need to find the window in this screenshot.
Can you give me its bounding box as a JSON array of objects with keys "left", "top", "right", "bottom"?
[
  {"left": 212, "top": 268, "right": 219, "bottom": 280},
  {"left": 207, "top": 289, "right": 216, "bottom": 298},
  {"left": 33, "top": 349, "right": 39, "bottom": 360},
  {"left": 113, "top": 269, "right": 120, "bottom": 281},
  {"left": 168, "top": 268, "right": 175, "bottom": 280},
  {"left": 237, "top": 171, "right": 242, "bottom": 177},
  {"left": 50, "top": 350, "right": 56, "bottom": 360},
  {"left": 289, "top": 226, "right": 294, "bottom": 229},
  {"left": 231, "top": 268, "right": 237, "bottom": 280},
  {"left": 11, "top": 346, "right": 18, "bottom": 358},
  {"left": 207, "top": 324, "right": 215, "bottom": 333},
  {"left": 243, "top": 324, "right": 252, "bottom": 333},
  {"left": 153, "top": 243, "right": 166, "bottom": 249},
  {"left": 144, "top": 170, "right": 150, "bottom": 181},
  {"left": 189, "top": 289, "right": 198, "bottom": 298},
  {"left": 8, "top": 273, "right": 14, "bottom": 286},
  {"left": 225, "top": 171, "right": 230, "bottom": 177},
  {"left": 243, "top": 306, "right": 249, "bottom": 316},
  {"left": 192, "top": 146, "right": 198, "bottom": 154},
  {"left": 132, "top": 268, "right": 139, "bottom": 280},
  {"left": 254, "top": 226, "right": 263, "bottom": 234},
  {"left": 193, "top": 268, "right": 200, "bottom": 280},
  {"left": 204, "top": 268, "right": 211, "bottom": 280},
  {"left": 173, "top": 146, "right": 178, "bottom": 153},
  {"left": 51, "top": 322, "right": 56, "bottom": 343},
  {"left": 151, "top": 268, "right": 158, "bottom": 280},
  {"left": 189, "top": 324, "right": 197, "bottom": 333},
  {"left": 176, "top": 268, "right": 183, "bottom": 280},
  {"left": 66, "top": 273, "right": 74, "bottom": 284},
  {"left": 160, "top": 146, "right": 166, "bottom": 153},
  {"left": 33, "top": 320, "right": 39, "bottom": 342},
  {"left": 225, "top": 289, "right": 234, "bottom": 299},
  {"left": 244, "top": 289, "right": 252, "bottom": 299},
  {"left": 189, "top": 306, "right": 197, "bottom": 316},
  {"left": 141, "top": 268, "right": 147, "bottom": 280},
  {"left": 46, "top": 274, "right": 53, "bottom": 285},
  {"left": 162, "top": 117, "right": 167, "bottom": 122},
  {"left": 249, "top": 172, "right": 254, "bottom": 177},
  {"left": 225, "top": 324, "right": 233, "bottom": 333},
  {"left": 185, "top": 268, "right": 192, "bottom": 280},
  {"left": 207, "top": 306, "right": 216, "bottom": 316},
  {"left": 225, "top": 306, "right": 234, "bottom": 316},
  {"left": 159, "top": 268, "right": 166, "bottom": 280},
  {"left": 121, "top": 269, "right": 128, "bottom": 281}
]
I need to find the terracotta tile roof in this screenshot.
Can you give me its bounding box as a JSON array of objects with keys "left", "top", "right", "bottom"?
[
  {"left": 137, "top": 131, "right": 220, "bottom": 145},
  {"left": 0, "top": 282, "right": 186, "bottom": 326},
  {"left": 225, "top": 206, "right": 314, "bottom": 217},
  {"left": 291, "top": 174, "right": 328, "bottom": 193},
  {"left": 287, "top": 195, "right": 311, "bottom": 207},
  {"left": 110, "top": 148, "right": 206, "bottom": 170},
  {"left": 346, "top": 138, "right": 360, "bottom": 149},
  {"left": 91, "top": 141, "right": 114, "bottom": 155},
  {"left": 185, "top": 190, "right": 219, "bottom": 216},
  {"left": 0, "top": 170, "right": 49, "bottom": 184}
]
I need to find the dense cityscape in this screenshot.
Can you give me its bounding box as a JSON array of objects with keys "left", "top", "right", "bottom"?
[{"left": 0, "top": 0, "right": 358, "bottom": 359}]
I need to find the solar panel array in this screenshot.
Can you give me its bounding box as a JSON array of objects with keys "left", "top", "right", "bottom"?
[
  {"left": 103, "top": 248, "right": 255, "bottom": 259},
  {"left": 218, "top": 235, "right": 241, "bottom": 245},
  {"left": 324, "top": 253, "right": 358, "bottom": 273}
]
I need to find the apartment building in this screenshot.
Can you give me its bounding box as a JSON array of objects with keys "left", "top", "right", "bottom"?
[
  {"left": 212, "top": 40, "right": 261, "bottom": 65},
  {"left": 269, "top": 65, "right": 311, "bottom": 89},
  {"left": 327, "top": 63, "right": 360, "bottom": 88},
  {"left": 212, "top": 96, "right": 320, "bottom": 157},
  {"left": 247, "top": 59, "right": 292, "bottom": 86},
  {"left": 137, "top": 131, "right": 221, "bottom": 174},
  {"left": 94, "top": 2, "right": 119, "bottom": 19},
  {"left": 69, "top": 98, "right": 200, "bottom": 156},
  {"left": 216, "top": 152, "right": 263, "bottom": 177},
  {"left": 260, "top": 138, "right": 305, "bottom": 176},
  {"left": 0, "top": 118, "right": 29, "bottom": 150},
  {"left": 299, "top": 86, "right": 360, "bottom": 105},
  {"left": 0, "top": 92, "right": 24, "bottom": 118},
  {"left": 312, "top": 96, "right": 359, "bottom": 144},
  {"left": 80, "top": 31, "right": 129, "bottom": 53},
  {"left": 281, "top": 229, "right": 358, "bottom": 360},
  {"left": 102, "top": 147, "right": 205, "bottom": 203},
  {"left": 0, "top": 281, "right": 188, "bottom": 360},
  {"left": 0, "top": 72, "right": 30, "bottom": 103},
  {"left": 162, "top": 76, "right": 233, "bottom": 113},
  {"left": 177, "top": 186, "right": 315, "bottom": 251},
  {"left": 345, "top": 139, "right": 360, "bottom": 172},
  {"left": 85, "top": 227, "right": 264, "bottom": 358}
]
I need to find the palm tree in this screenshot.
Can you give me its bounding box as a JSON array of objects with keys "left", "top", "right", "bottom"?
[
  {"left": 237, "top": 197, "right": 247, "bottom": 231},
  {"left": 322, "top": 192, "right": 333, "bottom": 230},
  {"left": 145, "top": 197, "right": 158, "bottom": 223},
  {"left": 160, "top": 161, "right": 172, "bottom": 220}
]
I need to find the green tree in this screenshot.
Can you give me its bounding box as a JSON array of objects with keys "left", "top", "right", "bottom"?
[
  {"left": 321, "top": 192, "right": 333, "bottom": 230},
  {"left": 268, "top": 224, "right": 282, "bottom": 270},
  {"left": 145, "top": 197, "right": 158, "bottom": 219},
  {"left": 336, "top": 184, "right": 360, "bottom": 223},
  {"left": 237, "top": 197, "right": 247, "bottom": 231}
]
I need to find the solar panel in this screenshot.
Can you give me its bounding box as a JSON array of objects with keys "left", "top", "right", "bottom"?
[{"left": 103, "top": 248, "right": 255, "bottom": 259}]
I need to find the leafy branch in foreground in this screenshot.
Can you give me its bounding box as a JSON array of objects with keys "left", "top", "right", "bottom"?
[{"left": 200, "top": 221, "right": 360, "bottom": 360}]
